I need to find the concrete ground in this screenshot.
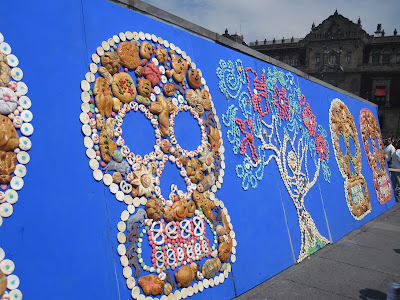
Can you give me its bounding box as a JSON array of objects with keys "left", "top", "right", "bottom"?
[{"left": 235, "top": 203, "right": 400, "bottom": 300}]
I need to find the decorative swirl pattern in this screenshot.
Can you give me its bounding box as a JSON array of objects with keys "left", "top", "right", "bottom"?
[{"left": 217, "top": 60, "right": 331, "bottom": 191}]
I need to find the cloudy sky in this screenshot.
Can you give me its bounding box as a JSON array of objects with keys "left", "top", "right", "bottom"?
[{"left": 140, "top": 0, "right": 400, "bottom": 43}]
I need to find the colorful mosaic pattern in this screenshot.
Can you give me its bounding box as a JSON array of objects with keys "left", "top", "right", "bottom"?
[
  {"left": 359, "top": 108, "right": 391, "bottom": 204},
  {"left": 329, "top": 99, "right": 371, "bottom": 219},
  {"left": 217, "top": 59, "right": 331, "bottom": 262}
]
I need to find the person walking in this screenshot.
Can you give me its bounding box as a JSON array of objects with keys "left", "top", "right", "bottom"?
[
  {"left": 385, "top": 137, "right": 395, "bottom": 167},
  {"left": 390, "top": 140, "right": 400, "bottom": 201}
]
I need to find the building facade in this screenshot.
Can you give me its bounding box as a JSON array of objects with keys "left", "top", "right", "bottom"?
[{"left": 244, "top": 11, "right": 400, "bottom": 137}]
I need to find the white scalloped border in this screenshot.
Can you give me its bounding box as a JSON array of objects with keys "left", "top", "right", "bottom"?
[{"left": 0, "top": 247, "right": 22, "bottom": 299}]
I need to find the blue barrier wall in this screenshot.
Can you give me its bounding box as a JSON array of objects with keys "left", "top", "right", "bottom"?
[{"left": 0, "top": 0, "right": 396, "bottom": 299}]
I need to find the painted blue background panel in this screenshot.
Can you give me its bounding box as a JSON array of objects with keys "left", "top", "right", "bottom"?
[
  {"left": 0, "top": 0, "right": 396, "bottom": 299},
  {"left": 0, "top": 0, "right": 120, "bottom": 299},
  {"left": 223, "top": 151, "right": 295, "bottom": 296}
]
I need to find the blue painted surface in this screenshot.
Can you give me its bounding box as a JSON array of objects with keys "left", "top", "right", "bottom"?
[
  {"left": 0, "top": 0, "right": 119, "bottom": 299},
  {"left": 0, "top": 0, "right": 396, "bottom": 299}
]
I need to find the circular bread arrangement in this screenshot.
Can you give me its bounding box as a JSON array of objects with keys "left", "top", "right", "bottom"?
[
  {"left": 0, "top": 32, "right": 32, "bottom": 228},
  {"left": 80, "top": 31, "right": 236, "bottom": 299}
]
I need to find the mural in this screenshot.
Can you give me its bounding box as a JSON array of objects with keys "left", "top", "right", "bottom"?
[
  {"left": 359, "top": 108, "right": 392, "bottom": 204},
  {"left": 80, "top": 31, "right": 235, "bottom": 298},
  {"left": 217, "top": 60, "right": 331, "bottom": 262},
  {"left": 0, "top": 0, "right": 397, "bottom": 298},
  {"left": 0, "top": 32, "right": 30, "bottom": 299},
  {"left": 329, "top": 99, "right": 371, "bottom": 220}
]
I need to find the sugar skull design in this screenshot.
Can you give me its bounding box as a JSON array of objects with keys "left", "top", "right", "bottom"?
[
  {"left": 329, "top": 98, "right": 371, "bottom": 219},
  {"left": 80, "top": 31, "right": 235, "bottom": 298},
  {"left": 359, "top": 108, "right": 392, "bottom": 204}
]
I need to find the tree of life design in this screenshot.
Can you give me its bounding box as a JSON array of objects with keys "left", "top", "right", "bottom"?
[{"left": 217, "top": 59, "right": 331, "bottom": 262}]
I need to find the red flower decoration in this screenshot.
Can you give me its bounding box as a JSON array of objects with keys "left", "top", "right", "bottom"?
[
  {"left": 299, "top": 94, "right": 306, "bottom": 106},
  {"left": 235, "top": 117, "right": 259, "bottom": 162},
  {"left": 302, "top": 103, "right": 316, "bottom": 137},
  {"left": 273, "top": 85, "right": 290, "bottom": 120},
  {"left": 315, "top": 134, "right": 328, "bottom": 161},
  {"left": 245, "top": 67, "right": 269, "bottom": 118}
]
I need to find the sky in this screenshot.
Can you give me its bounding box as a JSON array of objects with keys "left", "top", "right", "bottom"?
[{"left": 140, "top": 0, "right": 400, "bottom": 43}]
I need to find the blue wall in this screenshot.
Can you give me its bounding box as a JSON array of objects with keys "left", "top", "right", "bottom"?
[{"left": 0, "top": 0, "right": 396, "bottom": 299}]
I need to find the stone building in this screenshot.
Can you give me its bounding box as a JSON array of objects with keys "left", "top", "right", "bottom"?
[
  {"left": 222, "top": 29, "right": 246, "bottom": 45},
  {"left": 245, "top": 10, "right": 400, "bottom": 137}
]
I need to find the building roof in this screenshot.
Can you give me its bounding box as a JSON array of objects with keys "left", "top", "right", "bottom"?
[{"left": 304, "top": 10, "right": 369, "bottom": 41}]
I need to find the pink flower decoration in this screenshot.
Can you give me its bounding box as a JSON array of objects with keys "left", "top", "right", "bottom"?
[
  {"left": 144, "top": 62, "right": 162, "bottom": 86},
  {"left": 273, "top": 85, "right": 290, "bottom": 121},
  {"left": 245, "top": 67, "right": 269, "bottom": 117},
  {"left": 299, "top": 94, "right": 306, "bottom": 106},
  {"left": 302, "top": 103, "right": 316, "bottom": 137},
  {"left": 235, "top": 117, "right": 259, "bottom": 162},
  {"left": 315, "top": 134, "right": 328, "bottom": 161}
]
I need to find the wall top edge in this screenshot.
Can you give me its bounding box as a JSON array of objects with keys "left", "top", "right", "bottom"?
[{"left": 108, "top": 0, "right": 377, "bottom": 108}]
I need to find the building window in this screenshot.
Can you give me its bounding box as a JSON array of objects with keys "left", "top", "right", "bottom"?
[
  {"left": 315, "top": 54, "right": 320, "bottom": 64},
  {"left": 292, "top": 55, "right": 299, "bottom": 66},
  {"left": 382, "top": 50, "right": 391, "bottom": 64},
  {"left": 374, "top": 86, "right": 387, "bottom": 105},
  {"left": 372, "top": 50, "right": 380, "bottom": 64},
  {"left": 347, "top": 52, "right": 351, "bottom": 63},
  {"left": 283, "top": 56, "right": 289, "bottom": 65},
  {"left": 396, "top": 50, "right": 400, "bottom": 64},
  {"left": 329, "top": 54, "right": 336, "bottom": 65}
]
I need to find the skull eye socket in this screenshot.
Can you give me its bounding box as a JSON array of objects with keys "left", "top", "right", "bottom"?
[
  {"left": 367, "top": 137, "right": 374, "bottom": 154},
  {"left": 349, "top": 159, "right": 356, "bottom": 177},
  {"left": 348, "top": 136, "right": 357, "bottom": 157},
  {"left": 338, "top": 135, "right": 347, "bottom": 156},
  {"left": 376, "top": 158, "right": 382, "bottom": 170},
  {"left": 374, "top": 136, "right": 381, "bottom": 154}
]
